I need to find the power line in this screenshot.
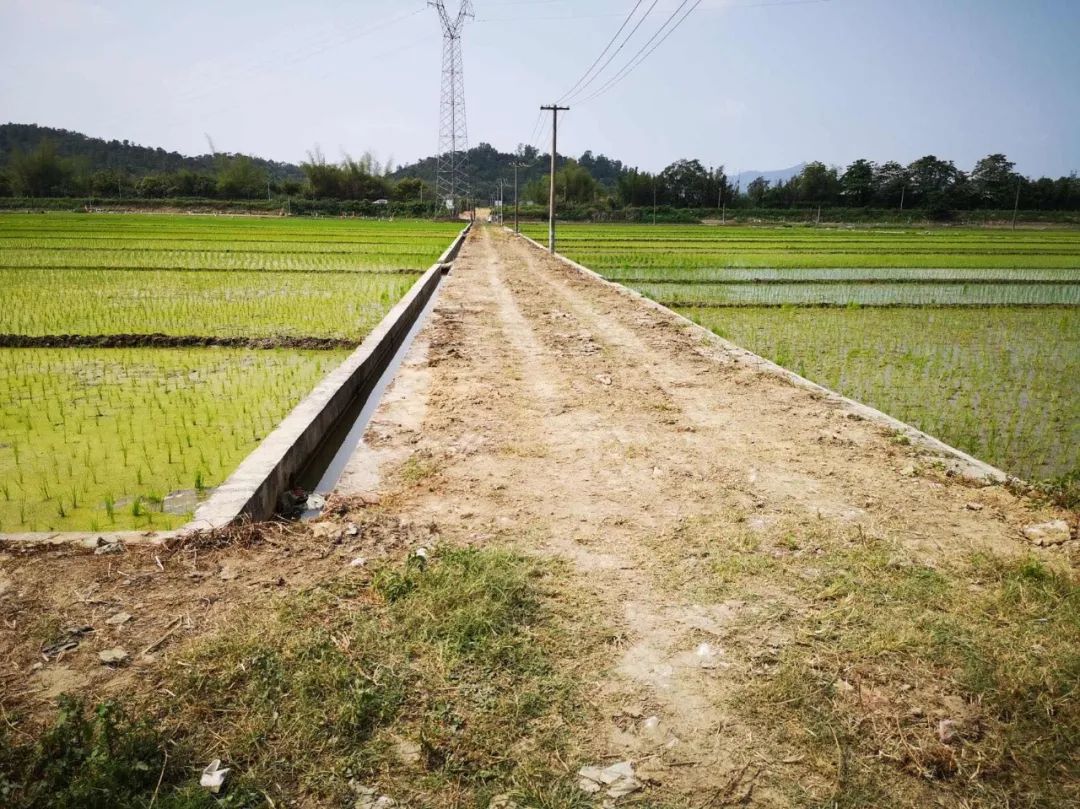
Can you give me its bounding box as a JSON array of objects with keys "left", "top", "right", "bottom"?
[
  {"left": 171, "top": 5, "right": 428, "bottom": 107},
  {"left": 578, "top": 0, "right": 703, "bottom": 105},
  {"left": 556, "top": 0, "right": 646, "bottom": 103},
  {"left": 527, "top": 110, "right": 544, "bottom": 146},
  {"left": 560, "top": 0, "right": 662, "bottom": 105}
]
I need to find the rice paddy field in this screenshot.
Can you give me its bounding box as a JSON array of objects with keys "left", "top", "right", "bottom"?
[
  {"left": 0, "top": 213, "right": 462, "bottom": 532},
  {"left": 524, "top": 223, "right": 1080, "bottom": 483}
]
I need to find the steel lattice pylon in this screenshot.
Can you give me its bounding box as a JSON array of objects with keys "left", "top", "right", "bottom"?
[{"left": 430, "top": 1, "right": 472, "bottom": 212}]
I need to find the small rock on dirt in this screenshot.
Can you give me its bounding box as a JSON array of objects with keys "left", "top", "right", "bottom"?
[
  {"left": 1022, "top": 520, "right": 1071, "bottom": 546},
  {"left": 219, "top": 565, "right": 239, "bottom": 581},
  {"left": 351, "top": 784, "right": 396, "bottom": 809},
  {"left": 696, "top": 642, "right": 723, "bottom": 669},
  {"left": 93, "top": 538, "right": 125, "bottom": 555},
  {"left": 578, "top": 760, "right": 643, "bottom": 799},
  {"left": 393, "top": 738, "right": 422, "bottom": 765},
  {"left": 98, "top": 647, "right": 129, "bottom": 666},
  {"left": 311, "top": 523, "right": 340, "bottom": 541},
  {"left": 594, "top": 373, "right": 613, "bottom": 386},
  {"left": 488, "top": 796, "right": 520, "bottom": 809},
  {"left": 106, "top": 611, "right": 133, "bottom": 626}
]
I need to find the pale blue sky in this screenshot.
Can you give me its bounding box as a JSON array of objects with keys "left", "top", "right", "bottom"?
[{"left": 1, "top": 0, "right": 1078, "bottom": 176}]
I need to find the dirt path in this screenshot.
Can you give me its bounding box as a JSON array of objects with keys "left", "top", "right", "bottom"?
[{"left": 337, "top": 225, "right": 1071, "bottom": 804}]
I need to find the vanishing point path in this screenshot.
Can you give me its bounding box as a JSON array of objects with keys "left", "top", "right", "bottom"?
[{"left": 334, "top": 225, "right": 1069, "bottom": 805}]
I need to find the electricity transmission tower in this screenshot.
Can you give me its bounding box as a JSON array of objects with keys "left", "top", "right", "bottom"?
[{"left": 430, "top": 1, "right": 473, "bottom": 214}]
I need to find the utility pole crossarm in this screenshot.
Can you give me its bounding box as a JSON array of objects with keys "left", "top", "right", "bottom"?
[{"left": 540, "top": 104, "right": 569, "bottom": 254}]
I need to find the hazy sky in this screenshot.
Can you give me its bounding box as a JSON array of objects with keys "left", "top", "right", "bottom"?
[{"left": 2, "top": 0, "right": 1078, "bottom": 176}]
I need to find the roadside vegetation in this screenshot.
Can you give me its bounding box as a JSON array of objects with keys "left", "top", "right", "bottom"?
[
  {"left": 660, "top": 513, "right": 1078, "bottom": 807},
  {"left": 0, "top": 546, "right": 600, "bottom": 808}
]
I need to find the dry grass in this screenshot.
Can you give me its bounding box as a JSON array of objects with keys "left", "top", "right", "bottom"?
[
  {"left": 649, "top": 511, "right": 1080, "bottom": 808},
  {"left": 1, "top": 540, "right": 605, "bottom": 807}
]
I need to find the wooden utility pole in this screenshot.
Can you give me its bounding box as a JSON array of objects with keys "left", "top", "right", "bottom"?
[
  {"left": 541, "top": 104, "right": 569, "bottom": 253},
  {"left": 652, "top": 177, "right": 657, "bottom": 225},
  {"left": 512, "top": 161, "right": 526, "bottom": 233},
  {"left": 1012, "top": 177, "right": 1022, "bottom": 230}
]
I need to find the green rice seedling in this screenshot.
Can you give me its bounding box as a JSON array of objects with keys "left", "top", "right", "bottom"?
[
  {"left": 682, "top": 306, "right": 1079, "bottom": 481},
  {"left": 0, "top": 347, "right": 348, "bottom": 531},
  {"left": 0, "top": 214, "right": 460, "bottom": 532}
]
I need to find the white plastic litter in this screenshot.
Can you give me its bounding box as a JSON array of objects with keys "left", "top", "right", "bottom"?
[{"left": 200, "top": 759, "right": 230, "bottom": 794}]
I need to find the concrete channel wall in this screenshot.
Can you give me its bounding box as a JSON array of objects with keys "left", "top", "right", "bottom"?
[
  {"left": 1, "top": 224, "right": 471, "bottom": 546},
  {"left": 191, "top": 223, "right": 472, "bottom": 529},
  {"left": 513, "top": 230, "right": 1011, "bottom": 484}
]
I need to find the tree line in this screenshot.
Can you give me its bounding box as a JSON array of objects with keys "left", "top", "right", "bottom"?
[
  {"left": 536, "top": 154, "right": 1079, "bottom": 213},
  {"left": 2, "top": 123, "right": 1077, "bottom": 213},
  {"left": 0, "top": 139, "right": 440, "bottom": 204}
]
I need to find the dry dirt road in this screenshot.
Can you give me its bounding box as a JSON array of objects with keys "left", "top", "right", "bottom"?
[{"left": 334, "top": 224, "right": 1074, "bottom": 805}]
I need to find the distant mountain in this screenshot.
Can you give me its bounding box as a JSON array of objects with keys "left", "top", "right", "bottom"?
[
  {"left": 0, "top": 123, "right": 305, "bottom": 181},
  {"left": 733, "top": 164, "right": 807, "bottom": 189}
]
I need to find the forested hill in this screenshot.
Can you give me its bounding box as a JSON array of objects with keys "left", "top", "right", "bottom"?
[
  {"left": 0, "top": 123, "right": 305, "bottom": 181},
  {"left": 391, "top": 142, "right": 626, "bottom": 197}
]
